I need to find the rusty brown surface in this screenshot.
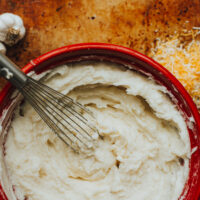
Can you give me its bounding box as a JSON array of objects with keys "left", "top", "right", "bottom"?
[{"left": 0, "top": 0, "right": 200, "bottom": 89}]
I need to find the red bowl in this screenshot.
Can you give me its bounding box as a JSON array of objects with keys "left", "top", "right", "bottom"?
[{"left": 0, "top": 43, "right": 199, "bottom": 200}]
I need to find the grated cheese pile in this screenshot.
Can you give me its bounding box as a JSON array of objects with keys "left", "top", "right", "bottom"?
[{"left": 150, "top": 36, "right": 200, "bottom": 110}]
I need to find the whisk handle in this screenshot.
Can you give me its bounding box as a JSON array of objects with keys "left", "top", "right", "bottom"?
[{"left": 0, "top": 52, "right": 27, "bottom": 89}]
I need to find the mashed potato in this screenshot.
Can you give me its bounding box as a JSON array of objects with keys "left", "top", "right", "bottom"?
[{"left": 4, "top": 62, "right": 190, "bottom": 200}]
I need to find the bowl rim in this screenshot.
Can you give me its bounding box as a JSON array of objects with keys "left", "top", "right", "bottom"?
[
  {"left": 0, "top": 42, "right": 199, "bottom": 200},
  {"left": 1, "top": 43, "right": 200, "bottom": 121}
]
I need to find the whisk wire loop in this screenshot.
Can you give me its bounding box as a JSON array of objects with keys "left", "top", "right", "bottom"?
[{"left": 20, "top": 77, "right": 98, "bottom": 152}]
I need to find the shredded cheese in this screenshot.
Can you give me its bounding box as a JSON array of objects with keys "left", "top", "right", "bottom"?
[{"left": 150, "top": 34, "right": 200, "bottom": 110}]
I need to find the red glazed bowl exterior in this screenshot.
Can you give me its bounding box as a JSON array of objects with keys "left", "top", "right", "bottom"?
[{"left": 0, "top": 43, "right": 199, "bottom": 200}]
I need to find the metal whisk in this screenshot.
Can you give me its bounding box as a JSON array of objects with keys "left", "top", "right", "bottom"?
[{"left": 0, "top": 52, "right": 99, "bottom": 153}]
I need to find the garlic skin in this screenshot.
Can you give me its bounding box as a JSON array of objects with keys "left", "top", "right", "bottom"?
[
  {"left": 0, "top": 13, "right": 25, "bottom": 46},
  {"left": 0, "top": 42, "right": 6, "bottom": 54}
]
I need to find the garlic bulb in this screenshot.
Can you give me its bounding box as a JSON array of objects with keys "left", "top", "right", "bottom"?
[
  {"left": 0, "top": 13, "right": 25, "bottom": 46},
  {"left": 0, "top": 42, "right": 6, "bottom": 54}
]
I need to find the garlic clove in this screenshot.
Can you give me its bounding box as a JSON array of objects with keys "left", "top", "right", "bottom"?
[
  {"left": 0, "top": 13, "right": 15, "bottom": 27},
  {"left": 13, "top": 15, "right": 24, "bottom": 26},
  {"left": 0, "top": 42, "right": 6, "bottom": 54},
  {"left": 0, "top": 32, "right": 6, "bottom": 43},
  {"left": 13, "top": 17, "right": 26, "bottom": 40},
  {"left": 0, "top": 21, "right": 7, "bottom": 32},
  {"left": 20, "top": 27, "right": 26, "bottom": 40}
]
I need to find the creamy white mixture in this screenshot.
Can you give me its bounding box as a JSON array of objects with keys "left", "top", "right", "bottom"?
[{"left": 4, "top": 62, "right": 190, "bottom": 200}]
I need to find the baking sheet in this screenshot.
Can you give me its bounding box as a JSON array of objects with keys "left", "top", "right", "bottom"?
[{"left": 0, "top": 0, "right": 200, "bottom": 90}]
